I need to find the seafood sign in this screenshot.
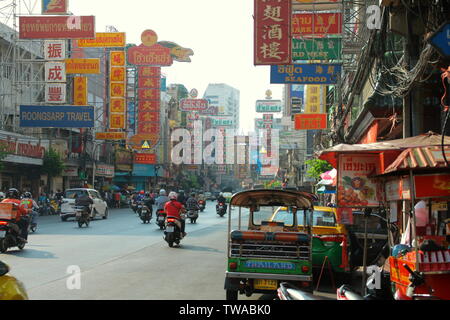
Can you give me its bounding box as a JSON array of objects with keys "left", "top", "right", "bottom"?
[{"left": 337, "top": 154, "right": 383, "bottom": 207}]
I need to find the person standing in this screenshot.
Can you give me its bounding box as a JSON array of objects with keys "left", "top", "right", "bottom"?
[{"left": 114, "top": 191, "right": 121, "bottom": 209}]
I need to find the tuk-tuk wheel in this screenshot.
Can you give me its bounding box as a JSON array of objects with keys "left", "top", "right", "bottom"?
[{"left": 226, "top": 290, "right": 238, "bottom": 300}]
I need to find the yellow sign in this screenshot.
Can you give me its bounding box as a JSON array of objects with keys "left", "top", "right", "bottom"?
[
  {"left": 95, "top": 132, "right": 127, "bottom": 140},
  {"left": 305, "top": 85, "right": 326, "bottom": 113},
  {"left": 110, "top": 114, "right": 126, "bottom": 129},
  {"left": 73, "top": 76, "right": 88, "bottom": 105},
  {"left": 110, "top": 98, "right": 126, "bottom": 113},
  {"left": 110, "top": 67, "right": 126, "bottom": 82},
  {"left": 110, "top": 83, "right": 125, "bottom": 97},
  {"left": 77, "top": 32, "right": 126, "bottom": 48},
  {"left": 66, "top": 59, "right": 100, "bottom": 74},
  {"left": 110, "top": 51, "right": 126, "bottom": 66}
]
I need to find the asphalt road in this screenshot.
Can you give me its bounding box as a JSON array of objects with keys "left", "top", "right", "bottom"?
[{"left": 0, "top": 202, "right": 343, "bottom": 300}]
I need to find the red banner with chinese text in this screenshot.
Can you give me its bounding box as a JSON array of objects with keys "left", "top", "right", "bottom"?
[
  {"left": 254, "top": 0, "right": 291, "bottom": 65},
  {"left": 74, "top": 76, "right": 87, "bottom": 105}
]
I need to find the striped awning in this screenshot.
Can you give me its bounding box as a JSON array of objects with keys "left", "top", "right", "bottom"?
[{"left": 384, "top": 146, "right": 450, "bottom": 174}]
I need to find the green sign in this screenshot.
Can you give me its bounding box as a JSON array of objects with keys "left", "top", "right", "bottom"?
[
  {"left": 256, "top": 100, "right": 282, "bottom": 113},
  {"left": 213, "top": 118, "right": 234, "bottom": 126},
  {"left": 292, "top": 38, "right": 342, "bottom": 60}
]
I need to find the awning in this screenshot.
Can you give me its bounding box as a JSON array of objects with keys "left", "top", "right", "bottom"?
[
  {"left": 318, "top": 132, "right": 450, "bottom": 167},
  {"left": 384, "top": 146, "right": 450, "bottom": 174}
]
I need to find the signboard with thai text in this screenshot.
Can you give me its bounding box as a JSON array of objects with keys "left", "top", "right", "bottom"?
[
  {"left": 19, "top": 105, "right": 95, "bottom": 128},
  {"left": 294, "top": 113, "right": 327, "bottom": 130},
  {"left": 19, "top": 16, "right": 95, "bottom": 39},
  {"left": 95, "top": 132, "right": 127, "bottom": 140},
  {"left": 180, "top": 99, "right": 209, "bottom": 111},
  {"left": 337, "top": 154, "right": 383, "bottom": 208},
  {"left": 256, "top": 100, "right": 283, "bottom": 113},
  {"left": 65, "top": 58, "right": 100, "bottom": 74},
  {"left": 292, "top": 38, "right": 342, "bottom": 60},
  {"left": 271, "top": 64, "right": 341, "bottom": 84},
  {"left": 134, "top": 153, "right": 157, "bottom": 165},
  {"left": 254, "top": 0, "right": 291, "bottom": 65},
  {"left": 292, "top": 12, "right": 342, "bottom": 36},
  {"left": 77, "top": 32, "right": 126, "bottom": 48}
]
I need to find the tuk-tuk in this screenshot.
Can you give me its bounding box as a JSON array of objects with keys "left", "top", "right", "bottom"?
[{"left": 224, "top": 189, "right": 316, "bottom": 300}]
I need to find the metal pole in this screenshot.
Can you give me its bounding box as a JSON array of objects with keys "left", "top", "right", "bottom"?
[{"left": 362, "top": 211, "right": 369, "bottom": 296}]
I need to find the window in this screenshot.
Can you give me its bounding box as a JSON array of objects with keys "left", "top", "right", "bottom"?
[
  {"left": 65, "top": 190, "right": 88, "bottom": 199},
  {"left": 254, "top": 206, "right": 294, "bottom": 226}
]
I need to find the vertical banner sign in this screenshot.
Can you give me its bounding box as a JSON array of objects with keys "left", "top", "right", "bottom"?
[
  {"left": 44, "top": 42, "right": 67, "bottom": 104},
  {"left": 254, "top": 0, "right": 291, "bottom": 65},
  {"left": 337, "top": 154, "right": 383, "bottom": 208},
  {"left": 305, "top": 85, "right": 326, "bottom": 113},
  {"left": 74, "top": 77, "right": 88, "bottom": 105},
  {"left": 137, "top": 66, "right": 161, "bottom": 136},
  {"left": 44, "top": 40, "right": 66, "bottom": 60},
  {"left": 109, "top": 51, "right": 127, "bottom": 130}
]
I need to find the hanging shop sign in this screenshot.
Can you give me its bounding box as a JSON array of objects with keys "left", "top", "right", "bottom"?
[
  {"left": 305, "top": 85, "right": 326, "bottom": 113},
  {"left": 292, "top": 12, "right": 342, "bottom": 36},
  {"left": 271, "top": 64, "right": 341, "bottom": 84},
  {"left": 109, "top": 51, "right": 127, "bottom": 130},
  {"left": 45, "top": 62, "right": 66, "bottom": 82},
  {"left": 337, "top": 154, "right": 383, "bottom": 208},
  {"left": 96, "top": 164, "right": 115, "bottom": 178},
  {"left": 292, "top": 38, "right": 342, "bottom": 60},
  {"left": 95, "top": 132, "right": 127, "bottom": 140},
  {"left": 254, "top": 0, "right": 291, "bottom": 65},
  {"left": 127, "top": 34, "right": 173, "bottom": 66},
  {"left": 385, "top": 177, "right": 411, "bottom": 201},
  {"left": 179, "top": 99, "right": 209, "bottom": 111},
  {"left": 0, "top": 138, "right": 45, "bottom": 159},
  {"left": 45, "top": 83, "right": 66, "bottom": 104},
  {"left": 73, "top": 76, "right": 88, "bottom": 105},
  {"left": 19, "top": 105, "right": 94, "bottom": 128},
  {"left": 414, "top": 174, "right": 450, "bottom": 199},
  {"left": 294, "top": 113, "right": 327, "bottom": 130},
  {"left": 115, "top": 149, "right": 133, "bottom": 172},
  {"left": 65, "top": 58, "right": 100, "bottom": 74},
  {"left": 256, "top": 100, "right": 283, "bottom": 113},
  {"left": 77, "top": 32, "right": 126, "bottom": 48},
  {"left": 134, "top": 153, "right": 157, "bottom": 165},
  {"left": 44, "top": 40, "right": 66, "bottom": 60},
  {"left": 42, "top": 0, "right": 68, "bottom": 15},
  {"left": 213, "top": 117, "right": 234, "bottom": 127},
  {"left": 428, "top": 22, "right": 450, "bottom": 58},
  {"left": 19, "top": 16, "right": 95, "bottom": 39}
]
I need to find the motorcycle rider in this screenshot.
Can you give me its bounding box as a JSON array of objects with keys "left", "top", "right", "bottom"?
[
  {"left": 216, "top": 192, "right": 227, "bottom": 212},
  {"left": 74, "top": 192, "right": 94, "bottom": 216},
  {"left": 186, "top": 193, "right": 200, "bottom": 212},
  {"left": 1, "top": 188, "right": 30, "bottom": 243},
  {"left": 164, "top": 192, "right": 187, "bottom": 237},
  {"left": 155, "top": 189, "right": 169, "bottom": 212},
  {"left": 21, "top": 192, "right": 39, "bottom": 230},
  {"left": 142, "top": 192, "right": 154, "bottom": 219},
  {"left": 177, "top": 190, "right": 187, "bottom": 206}
]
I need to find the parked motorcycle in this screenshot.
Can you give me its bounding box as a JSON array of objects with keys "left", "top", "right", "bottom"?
[
  {"left": 75, "top": 206, "right": 90, "bottom": 228},
  {"left": 187, "top": 209, "right": 198, "bottom": 224},
  {"left": 156, "top": 209, "right": 166, "bottom": 230},
  {"left": 138, "top": 202, "right": 152, "bottom": 224},
  {"left": 0, "top": 220, "right": 27, "bottom": 253},
  {"left": 217, "top": 203, "right": 226, "bottom": 217},
  {"left": 198, "top": 200, "right": 206, "bottom": 212},
  {"left": 0, "top": 261, "right": 28, "bottom": 300},
  {"left": 164, "top": 214, "right": 185, "bottom": 247},
  {"left": 277, "top": 282, "right": 325, "bottom": 300}
]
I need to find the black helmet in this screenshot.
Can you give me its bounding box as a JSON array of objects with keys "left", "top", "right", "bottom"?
[
  {"left": 7, "top": 188, "right": 20, "bottom": 199},
  {"left": 23, "top": 192, "right": 32, "bottom": 198}
]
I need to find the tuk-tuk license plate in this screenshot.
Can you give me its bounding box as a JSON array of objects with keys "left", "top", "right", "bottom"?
[
  {"left": 0, "top": 230, "right": 6, "bottom": 238},
  {"left": 254, "top": 279, "right": 278, "bottom": 290},
  {"left": 166, "top": 226, "right": 174, "bottom": 232}
]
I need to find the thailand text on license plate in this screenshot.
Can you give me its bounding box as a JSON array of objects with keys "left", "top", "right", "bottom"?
[
  {"left": 166, "top": 226, "right": 174, "bottom": 232},
  {"left": 253, "top": 279, "right": 278, "bottom": 290}
]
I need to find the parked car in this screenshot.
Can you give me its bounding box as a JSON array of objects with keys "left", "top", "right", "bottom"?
[{"left": 60, "top": 189, "right": 109, "bottom": 222}]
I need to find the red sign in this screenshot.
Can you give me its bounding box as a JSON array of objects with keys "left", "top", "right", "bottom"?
[
  {"left": 138, "top": 122, "right": 160, "bottom": 135},
  {"left": 139, "top": 100, "right": 160, "bottom": 112},
  {"left": 292, "top": 13, "right": 343, "bottom": 36},
  {"left": 414, "top": 174, "right": 450, "bottom": 199},
  {"left": 254, "top": 0, "right": 291, "bottom": 65},
  {"left": 179, "top": 99, "right": 209, "bottom": 111},
  {"left": 138, "top": 67, "right": 161, "bottom": 78},
  {"left": 138, "top": 88, "right": 160, "bottom": 101},
  {"left": 134, "top": 153, "right": 157, "bottom": 165},
  {"left": 138, "top": 112, "right": 160, "bottom": 123},
  {"left": 127, "top": 44, "right": 173, "bottom": 66},
  {"left": 138, "top": 77, "right": 160, "bottom": 89},
  {"left": 19, "top": 16, "right": 95, "bottom": 39},
  {"left": 294, "top": 114, "right": 327, "bottom": 130}
]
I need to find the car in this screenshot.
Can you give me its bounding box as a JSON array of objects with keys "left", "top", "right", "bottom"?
[
  {"left": 60, "top": 188, "right": 109, "bottom": 222},
  {"left": 271, "top": 206, "right": 350, "bottom": 274}
]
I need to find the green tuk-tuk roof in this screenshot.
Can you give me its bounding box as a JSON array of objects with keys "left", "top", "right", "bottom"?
[{"left": 230, "top": 189, "right": 316, "bottom": 209}]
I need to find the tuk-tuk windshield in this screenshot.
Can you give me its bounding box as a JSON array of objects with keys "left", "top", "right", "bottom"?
[
  {"left": 253, "top": 206, "right": 295, "bottom": 226},
  {"left": 271, "top": 207, "right": 336, "bottom": 227}
]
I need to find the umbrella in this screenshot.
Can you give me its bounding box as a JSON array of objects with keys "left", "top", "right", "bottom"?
[
  {"left": 111, "top": 185, "right": 120, "bottom": 191},
  {"left": 127, "top": 186, "right": 136, "bottom": 190}
]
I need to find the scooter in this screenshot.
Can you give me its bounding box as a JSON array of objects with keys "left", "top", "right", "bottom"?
[
  {"left": 198, "top": 200, "right": 206, "bottom": 212},
  {"left": 0, "top": 220, "right": 27, "bottom": 253},
  {"left": 164, "top": 213, "right": 185, "bottom": 248},
  {"left": 156, "top": 209, "right": 167, "bottom": 230},
  {"left": 187, "top": 209, "right": 199, "bottom": 224},
  {"left": 0, "top": 261, "right": 28, "bottom": 300},
  {"left": 28, "top": 210, "right": 38, "bottom": 233},
  {"left": 217, "top": 203, "right": 226, "bottom": 217},
  {"left": 277, "top": 282, "right": 325, "bottom": 300},
  {"left": 138, "top": 203, "right": 152, "bottom": 224},
  {"left": 131, "top": 199, "right": 139, "bottom": 214},
  {"left": 75, "top": 206, "right": 90, "bottom": 228}
]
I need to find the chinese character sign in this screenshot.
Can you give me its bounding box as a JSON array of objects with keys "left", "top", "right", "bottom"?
[
  {"left": 109, "top": 51, "right": 127, "bottom": 130},
  {"left": 74, "top": 77, "right": 88, "bottom": 105},
  {"left": 254, "top": 0, "right": 291, "bottom": 65},
  {"left": 45, "top": 62, "right": 66, "bottom": 82},
  {"left": 45, "top": 83, "right": 66, "bottom": 103},
  {"left": 337, "top": 154, "right": 384, "bottom": 208},
  {"left": 292, "top": 12, "right": 342, "bottom": 36},
  {"left": 294, "top": 114, "right": 327, "bottom": 130},
  {"left": 44, "top": 40, "right": 66, "bottom": 60},
  {"left": 137, "top": 66, "right": 161, "bottom": 136},
  {"left": 305, "top": 85, "right": 326, "bottom": 113}
]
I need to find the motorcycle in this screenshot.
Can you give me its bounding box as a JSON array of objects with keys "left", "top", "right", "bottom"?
[
  {"left": 164, "top": 213, "right": 185, "bottom": 248},
  {"left": 277, "top": 282, "right": 325, "bottom": 300},
  {"left": 0, "top": 219, "right": 27, "bottom": 253},
  {"left": 75, "top": 206, "right": 90, "bottom": 228},
  {"left": 138, "top": 202, "right": 152, "bottom": 224},
  {"left": 217, "top": 203, "right": 226, "bottom": 217},
  {"left": 131, "top": 199, "right": 139, "bottom": 214},
  {"left": 187, "top": 209, "right": 199, "bottom": 224},
  {"left": 156, "top": 209, "right": 167, "bottom": 230},
  {"left": 198, "top": 200, "right": 206, "bottom": 212},
  {"left": 0, "top": 261, "right": 28, "bottom": 300},
  {"left": 28, "top": 210, "right": 38, "bottom": 233}
]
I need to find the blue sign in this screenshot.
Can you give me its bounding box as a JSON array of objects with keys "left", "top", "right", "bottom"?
[
  {"left": 429, "top": 22, "right": 450, "bottom": 58},
  {"left": 19, "top": 105, "right": 94, "bottom": 128},
  {"left": 271, "top": 64, "right": 342, "bottom": 85},
  {"left": 291, "top": 85, "right": 305, "bottom": 99}
]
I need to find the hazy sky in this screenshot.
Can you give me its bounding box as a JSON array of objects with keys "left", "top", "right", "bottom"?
[{"left": 62, "top": 0, "right": 284, "bottom": 133}]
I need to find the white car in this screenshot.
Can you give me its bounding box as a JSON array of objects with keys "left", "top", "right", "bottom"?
[{"left": 60, "top": 188, "right": 109, "bottom": 221}]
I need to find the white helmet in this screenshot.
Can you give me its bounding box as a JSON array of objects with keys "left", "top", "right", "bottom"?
[
  {"left": 159, "top": 189, "right": 167, "bottom": 196},
  {"left": 168, "top": 191, "right": 178, "bottom": 200}
]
